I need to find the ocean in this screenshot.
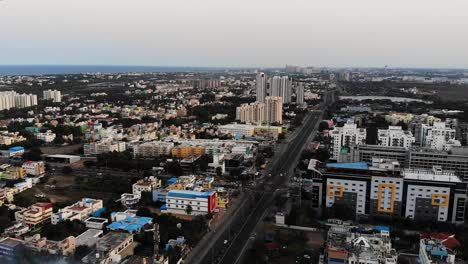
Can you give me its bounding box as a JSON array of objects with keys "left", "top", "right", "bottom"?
[{"left": 0, "top": 65, "right": 233, "bottom": 76}]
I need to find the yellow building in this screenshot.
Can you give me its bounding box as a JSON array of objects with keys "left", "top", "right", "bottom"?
[
  {"left": 171, "top": 146, "right": 206, "bottom": 159},
  {"left": 216, "top": 194, "right": 230, "bottom": 209},
  {"left": 0, "top": 165, "right": 26, "bottom": 180}
]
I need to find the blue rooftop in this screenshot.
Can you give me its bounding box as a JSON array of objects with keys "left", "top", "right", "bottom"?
[
  {"left": 8, "top": 146, "right": 24, "bottom": 152},
  {"left": 326, "top": 162, "right": 369, "bottom": 170},
  {"left": 168, "top": 190, "right": 215, "bottom": 199},
  {"left": 167, "top": 178, "right": 178, "bottom": 184},
  {"left": 107, "top": 216, "right": 152, "bottom": 232},
  {"left": 374, "top": 225, "right": 390, "bottom": 232}
]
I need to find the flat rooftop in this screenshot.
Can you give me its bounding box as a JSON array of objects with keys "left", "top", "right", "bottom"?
[{"left": 402, "top": 169, "right": 462, "bottom": 183}]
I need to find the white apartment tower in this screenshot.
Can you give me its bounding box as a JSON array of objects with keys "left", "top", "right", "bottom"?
[
  {"left": 378, "top": 126, "right": 415, "bottom": 149},
  {"left": 280, "top": 76, "right": 292, "bottom": 104},
  {"left": 256, "top": 72, "right": 267, "bottom": 103},
  {"left": 0, "top": 91, "right": 38, "bottom": 110},
  {"left": 422, "top": 122, "right": 461, "bottom": 151},
  {"left": 43, "top": 89, "right": 62, "bottom": 103},
  {"left": 296, "top": 83, "right": 304, "bottom": 105},
  {"left": 270, "top": 76, "right": 281, "bottom": 97},
  {"left": 330, "top": 121, "right": 367, "bottom": 159}
]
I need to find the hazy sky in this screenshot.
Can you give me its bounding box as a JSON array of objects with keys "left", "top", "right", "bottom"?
[{"left": 1, "top": 0, "right": 468, "bottom": 68}]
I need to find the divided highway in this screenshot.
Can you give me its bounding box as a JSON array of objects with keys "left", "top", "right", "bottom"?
[{"left": 188, "top": 90, "right": 334, "bottom": 264}]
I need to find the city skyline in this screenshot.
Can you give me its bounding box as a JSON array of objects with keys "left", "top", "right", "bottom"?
[{"left": 1, "top": 0, "right": 468, "bottom": 68}]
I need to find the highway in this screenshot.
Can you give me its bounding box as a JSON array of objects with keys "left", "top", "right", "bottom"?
[{"left": 187, "top": 89, "right": 334, "bottom": 264}]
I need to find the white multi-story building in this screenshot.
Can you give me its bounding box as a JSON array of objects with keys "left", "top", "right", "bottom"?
[
  {"left": 218, "top": 124, "right": 255, "bottom": 138},
  {"left": 35, "top": 130, "right": 56, "bottom": 143},
  {"left": 164, "top": 190, "right": 217, "bottom": 216},
  {"left": 43, "top": 89, "right": 62, "bottom": 103},
  {"left": 296, "top": 83, "right": 304, "bottom": 105},
  {"left": 422, "top": 122, "right": 461, "bottom": 151},
  {"left": 256, "top": 72, "right": 267, "bottom": 103},
  {"left": 22, "top": 161, "right": 46, "bottom": 176},
  {"left": 133, "top": 141, "right": 174, "bottom": 157},
  {"left": 377, "top": 126, "right": 415, "bottom": 149},
  {"left": 51, "top": 198, "right": 103, "bottom": 225},
  {"left": 83, "top": 140, "right": 126, "bottom": 156},
  {"left": 329, "top": 122, "right": 367, "bottom": 159},
  {"left": 270, "top": 76, "right": 282, "bottom": 97},
  {"left": 0, "top": 91, "right": 38, "bottom": 110},
  {"left": 132, "top": 176, "right": 161, "bottom": 195},
  {"left": 280, "top": 76, "right": 292, "bottom": 104}
]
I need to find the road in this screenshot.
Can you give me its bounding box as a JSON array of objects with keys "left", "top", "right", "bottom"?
[{"left": 187, "top": 89, "right": 334, "bottom": 264}]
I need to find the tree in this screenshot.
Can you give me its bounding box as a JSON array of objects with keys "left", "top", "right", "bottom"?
[
  {"left": 22, "top": 147, "right": 43, "bottom": 161},
  {"left": 185, "top": 205, "right": 193, "bottom": 215},
  {"left": 215, "top": 167, "right": 222, "bottom": 177},
  {"left": 136, "top": 207, "right": 153, "bottom": 217},
  {"left": 73, "top": 245, "right": 91, "bottom": 261},
  {"left": 62, "top": 166, "right": 73, "bottom": 175}
]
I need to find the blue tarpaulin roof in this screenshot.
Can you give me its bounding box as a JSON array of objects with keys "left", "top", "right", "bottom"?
[
  {"left": 107, "top": 216, "right": 152, "bottom": 232},
  {"left": 326, "top": 162, "right": 369, "bottom": 170},
  {"left": 374, "top": 226, "right": 390, "bottom": 232},
  {"left": 91, "top": 208, "right": 106, "bottom": 217},
  {"left": 167, "top": 178, "right": 178, "bottom": 184}
]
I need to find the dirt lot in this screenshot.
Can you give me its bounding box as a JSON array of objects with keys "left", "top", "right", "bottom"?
[
  {"left": 33, "top": 174, "right": 119, "bottom": 203},
  {"left": 40, "top": 144, "right": 82, "bottom": 155}
]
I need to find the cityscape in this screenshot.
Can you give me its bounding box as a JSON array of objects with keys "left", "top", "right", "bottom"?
[{"left": 1, "top": 1, "right": 468, "bottom": 264}]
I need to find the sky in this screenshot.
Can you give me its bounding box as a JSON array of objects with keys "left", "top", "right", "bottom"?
[{"left": 1, "top": 0, "right": 468, "bottom": 68}]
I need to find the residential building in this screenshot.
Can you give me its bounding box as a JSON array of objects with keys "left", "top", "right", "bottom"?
[
  {"left": 377, "top": 126, "right": 415, "bottom": 149},
  {"left": 85, "top": 217, "right": 109, "bottom": 230},
  {"left": 385, "top": 112, "right": 414, "bottom": 125},
  {"left": 43, "top": 89, "right": 62, "bottom": 103},
  {"left": 265, "top": 96, "right": 283, "bottom": 124},
  {"left": 133, "top": 141, "right": 174, "bottom": 157},
  {"left": 82, "top": 232, "right": 135, "bottom": 264},
  {"left": 0, "top": 188, "right": 15, "bottom": 206},
  {"left": 2, "top": 223, "right": 30, "bottom": 238},
  {"left": 0, "top": 91, "right": 37, "bottom": 110},
  {"left": 76, "top": 229, "right": 103, "bottom": 248},
  {"left": 22, "top": 161, "right": 46, "bottom": 176},
  {"left": 422, "top": 122, "right": 461, "bottom": 151},
  {"left": 329, "top": 121, "right": 367, "bottom": 159},
  {"left": 280, "top": 76, "right": 292, "bottom": 104},
  {"left": 132, "top": 176, "right": 161, "bottom": 195},
  {"left": 171, "top": 145, "right": 205, "bottom": 159},
  {"left": 83, "top": 141, "right": 126, "bottom": 156},
  {"left": 163, "top": 190, "right": 217, "bottom": 215},
  {"left": 236, "top": 102, "right": 266, "bottom": 125},
  {"left": 15, "top": 202, "right": 53, "bottom": 226},
  {"left": 325, "top": 224, "right": 397, "bottom": 264},
  {"left": 419, "top": 233, "right": 461, "bottom": 264},
  {"left": 0, "top": 237, "right": 25, "bottom": 262},
  {"left": 110, "top": 210, "right": 137, "bottom": 222},
  {"left": 35, "top": 130, "right": 56, "bottom": 143},
  {"left": 120, "top": 193, "right": 141, "bottom": 208},
  {"left": 296, "top": 82, "right": 304, "bottom": 105},
  {"left": 107, "top": 216, "right": 153, "bottom": 233},
  {"left": 23, "top": 234, "right": 76, "bottom": 256},
  {"left": 51, "top": 198, "right": 103, "bottom": 225},
  {"left": 256, "top": 72, "right": 267, "bottom": 103}
]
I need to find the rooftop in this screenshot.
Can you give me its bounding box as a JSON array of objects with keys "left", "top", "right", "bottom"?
[
  {"left": 107, "top": 216, "right": 152, "bottom": 232},
  {"left": 96, "top": 232, "right": 133, "bottom": 252},
  {"left": 168, "top": 190, "right": 216, "bottom": 199}
]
